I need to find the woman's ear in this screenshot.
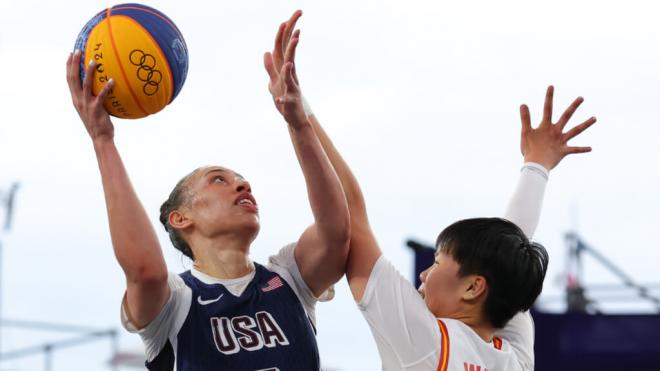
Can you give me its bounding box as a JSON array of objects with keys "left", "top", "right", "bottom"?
[
  {"left": 168, "top": 209, "right": 193, "bottom": 230},
  {"left": 462, "top": 275, "right": 488, "bottom": 301}
]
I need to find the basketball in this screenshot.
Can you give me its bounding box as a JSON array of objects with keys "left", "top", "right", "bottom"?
[{"left": 74, "top": 3, "right": 189, "bottom": 119}]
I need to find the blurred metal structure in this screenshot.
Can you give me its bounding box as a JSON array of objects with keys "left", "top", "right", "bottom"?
[
  {"left": 407, "top": 233, "right": 660, "bottom": 371},
  {"left": 562, "top": 231, "right": 660, "bottom": 313},
  {"left": 0, "top": 183, "right": 143, "bottom": 370},
  {"left": 0, "top": 319, "right": 120, "bottom": 370},
  {"left": 0, "top": 182, "right": 21, "bottom": 353}
]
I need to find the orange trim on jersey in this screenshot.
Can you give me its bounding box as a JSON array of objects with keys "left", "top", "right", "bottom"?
[
  {"left": 437, "top": 320, "right": 450, "bottom": 371},
  {"left": 493, "top": 336, "right": 503, "bottom": 350},
  {"left": 105, "top": 9, "right": 149, "bottom": 116}
]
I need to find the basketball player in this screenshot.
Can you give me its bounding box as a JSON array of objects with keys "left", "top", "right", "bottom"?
[
  {"left": 65, "top": 10, "right": 349, "bottom": 370},
  {"left": 338, "top": 87, "right": 591, "bottom": 369},
  {"left": 326, "top": 88, "right": 591, "bottom": 369},
  {"left": 265, "top": 13, "right": 596, "bottom": 370}
]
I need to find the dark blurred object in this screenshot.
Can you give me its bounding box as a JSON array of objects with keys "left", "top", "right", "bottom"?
[
  {"left": 532, "top": 309, "right": 660, "bottom": 371},
  {"left": 0, "top": 182, "right": 19, "bottom": 231},
  {"left": 406, "top": 239, "right": 436, "bottom": 288}
]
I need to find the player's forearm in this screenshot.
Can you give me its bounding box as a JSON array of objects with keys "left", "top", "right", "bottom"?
[
  {"left": 306, "top": 114, "right": 370, "bottom": 225},
  {"left": 93, "top": 139, "right": 168, "bottom": 283},
  {"left": 288, "top": 121, "right": 350, "bottom": 245},
  {"left": 304, "top": 114, "right": 381, "bottom": 301},
  {"left": 503, "top": 163, "right": 549, "bottom": 238}
]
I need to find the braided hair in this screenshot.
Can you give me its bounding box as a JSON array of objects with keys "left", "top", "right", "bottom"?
[{"left": 159, "top": 170, "right": 197, "bottom": 260}]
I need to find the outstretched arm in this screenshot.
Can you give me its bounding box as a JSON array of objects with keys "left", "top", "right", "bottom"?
[
  {"left": 308, "top": 113, "right": 381, "bottom": 302},
  {"left": 505, "top": 85, "right": 597, "bottom": 236},
  {"left": 66, "top": 51, "right": 168, "bottom": 328},
  {"left": 498, "top": 86, "right": 596, "bottom": 369},
  {"left": 264, "top": 12, "right": 379, "bottom": 302},
  {"left": 264, "top": 11, "right": 350, "bottom": 297}
]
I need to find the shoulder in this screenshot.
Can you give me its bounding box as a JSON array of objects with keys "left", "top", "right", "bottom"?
[
  {"left": 266, "top": 242, "right": 297, "bottom": 270},
  {"left": 358, "top": 257, "right": 442, "bottom": 368},
  {"left": 267, "top": 243, "right": 332, "bottom": 300},
  {"left": 120, "top": 271, "right": 193, "bottom": 362},
  {"left": 266, "top": 243, "right": 326, "bottom": 325},
  {"left": 442, "top": 318, "right": 527, "bottom": 371},
  {"left": 494, "top": 311, "right": 535, "bottom": 370},
  {"left": 359, "top": 255, "right": 411, "bottom": 309}
]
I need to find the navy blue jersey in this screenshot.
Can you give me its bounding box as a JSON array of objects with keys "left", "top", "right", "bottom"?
[{"left": 146, "top": 263, "right": 320, "bottom": 370}]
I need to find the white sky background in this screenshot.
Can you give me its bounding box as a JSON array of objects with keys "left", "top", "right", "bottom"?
[{"left": 0, "top": 0, "right": 659, "bottom": 369}]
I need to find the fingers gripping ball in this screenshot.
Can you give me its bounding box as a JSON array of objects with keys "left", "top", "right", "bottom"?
[{"left": 74, "top": 3, "right": 189, "bottom": 119}]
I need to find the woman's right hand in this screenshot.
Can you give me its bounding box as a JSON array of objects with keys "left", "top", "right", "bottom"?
[
  {"left": 66, "top": 50, "right": 116, "bottom": 145},
  {"left": 519, "top": 85, "right": 597, "bottom": 170}
]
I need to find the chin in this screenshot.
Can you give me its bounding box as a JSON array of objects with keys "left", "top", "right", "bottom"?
[{"left": 243, "top": 220, "right": 260, "bottom": 242}]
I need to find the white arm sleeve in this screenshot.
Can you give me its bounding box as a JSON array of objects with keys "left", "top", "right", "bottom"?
[
  {"left": 497, "top": 162, "right": 549, "bottom": 371},
  {"left": 120, "top": 272, "right": 192, "bottom": 362},
  {"left": 358, "top": 256, "right": 441, "bottom": 370},
  {"left": 504, "top": 162, "right": 549, "bottom": 237}
]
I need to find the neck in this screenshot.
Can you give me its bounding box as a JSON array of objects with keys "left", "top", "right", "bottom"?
[
  {"left": 451, "top": 309, "right": 496, "bottom": 343},
  {"left": 465, "top": 320, "right": 496, "bottom": 343},
  {"left": 191, "top": 234, "right": 254, "bottom": 279}
]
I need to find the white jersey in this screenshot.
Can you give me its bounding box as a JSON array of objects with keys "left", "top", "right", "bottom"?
[{"left": 358, "top": 163, "right": 548, "bottom": 371}]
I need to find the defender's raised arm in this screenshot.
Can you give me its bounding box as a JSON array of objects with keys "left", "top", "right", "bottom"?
[{"left": 506, "top": 85, "right": 597, "bottom": 235}]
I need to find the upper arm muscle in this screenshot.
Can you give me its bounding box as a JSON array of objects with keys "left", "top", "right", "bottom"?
[
  {"left": 346, "top": 225, "right": 382, "bottom": 302},
  {"left": 294, "top": 225, "right": 349, "bottom": 297},
  {"left": 124, "top": 274, "right": 170, "bottom": 329}
]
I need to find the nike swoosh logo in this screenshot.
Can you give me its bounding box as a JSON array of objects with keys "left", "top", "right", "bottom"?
[{"left": 197, "top": 293, "right": 224, "bottom": 306}]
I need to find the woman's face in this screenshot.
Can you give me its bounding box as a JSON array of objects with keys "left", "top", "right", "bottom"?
[
  {"left": 418, "top": 251, "right": 468, "bottom": 318},
  {"left": 185, "top": 166, "right": 260, "bottom": 240}
]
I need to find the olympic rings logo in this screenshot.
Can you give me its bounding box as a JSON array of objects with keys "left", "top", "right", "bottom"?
[{"left": 129, "top": 49, "right": 162, "bottom": 96}]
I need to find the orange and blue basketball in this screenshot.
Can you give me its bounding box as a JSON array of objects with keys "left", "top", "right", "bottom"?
[{"left": 74, "top": 3, "right": 189, "bottom": 119}]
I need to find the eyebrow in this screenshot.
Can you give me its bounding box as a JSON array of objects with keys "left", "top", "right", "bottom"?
[{"left": 204, "top": 168, "right": 244, "bottom": 180}]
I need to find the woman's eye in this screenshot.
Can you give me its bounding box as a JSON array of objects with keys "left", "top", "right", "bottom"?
[{"left": 213, "top": 176, "right": 226, "bottom": 183}]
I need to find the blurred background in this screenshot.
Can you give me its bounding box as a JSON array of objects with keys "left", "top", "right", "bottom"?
[{"left": 0, "top": 0, "right": 658, "bottom": 369}]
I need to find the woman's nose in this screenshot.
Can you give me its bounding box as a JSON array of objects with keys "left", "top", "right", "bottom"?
[{"left": 235, "top": 179, "right": 251, "bottom": 193}]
